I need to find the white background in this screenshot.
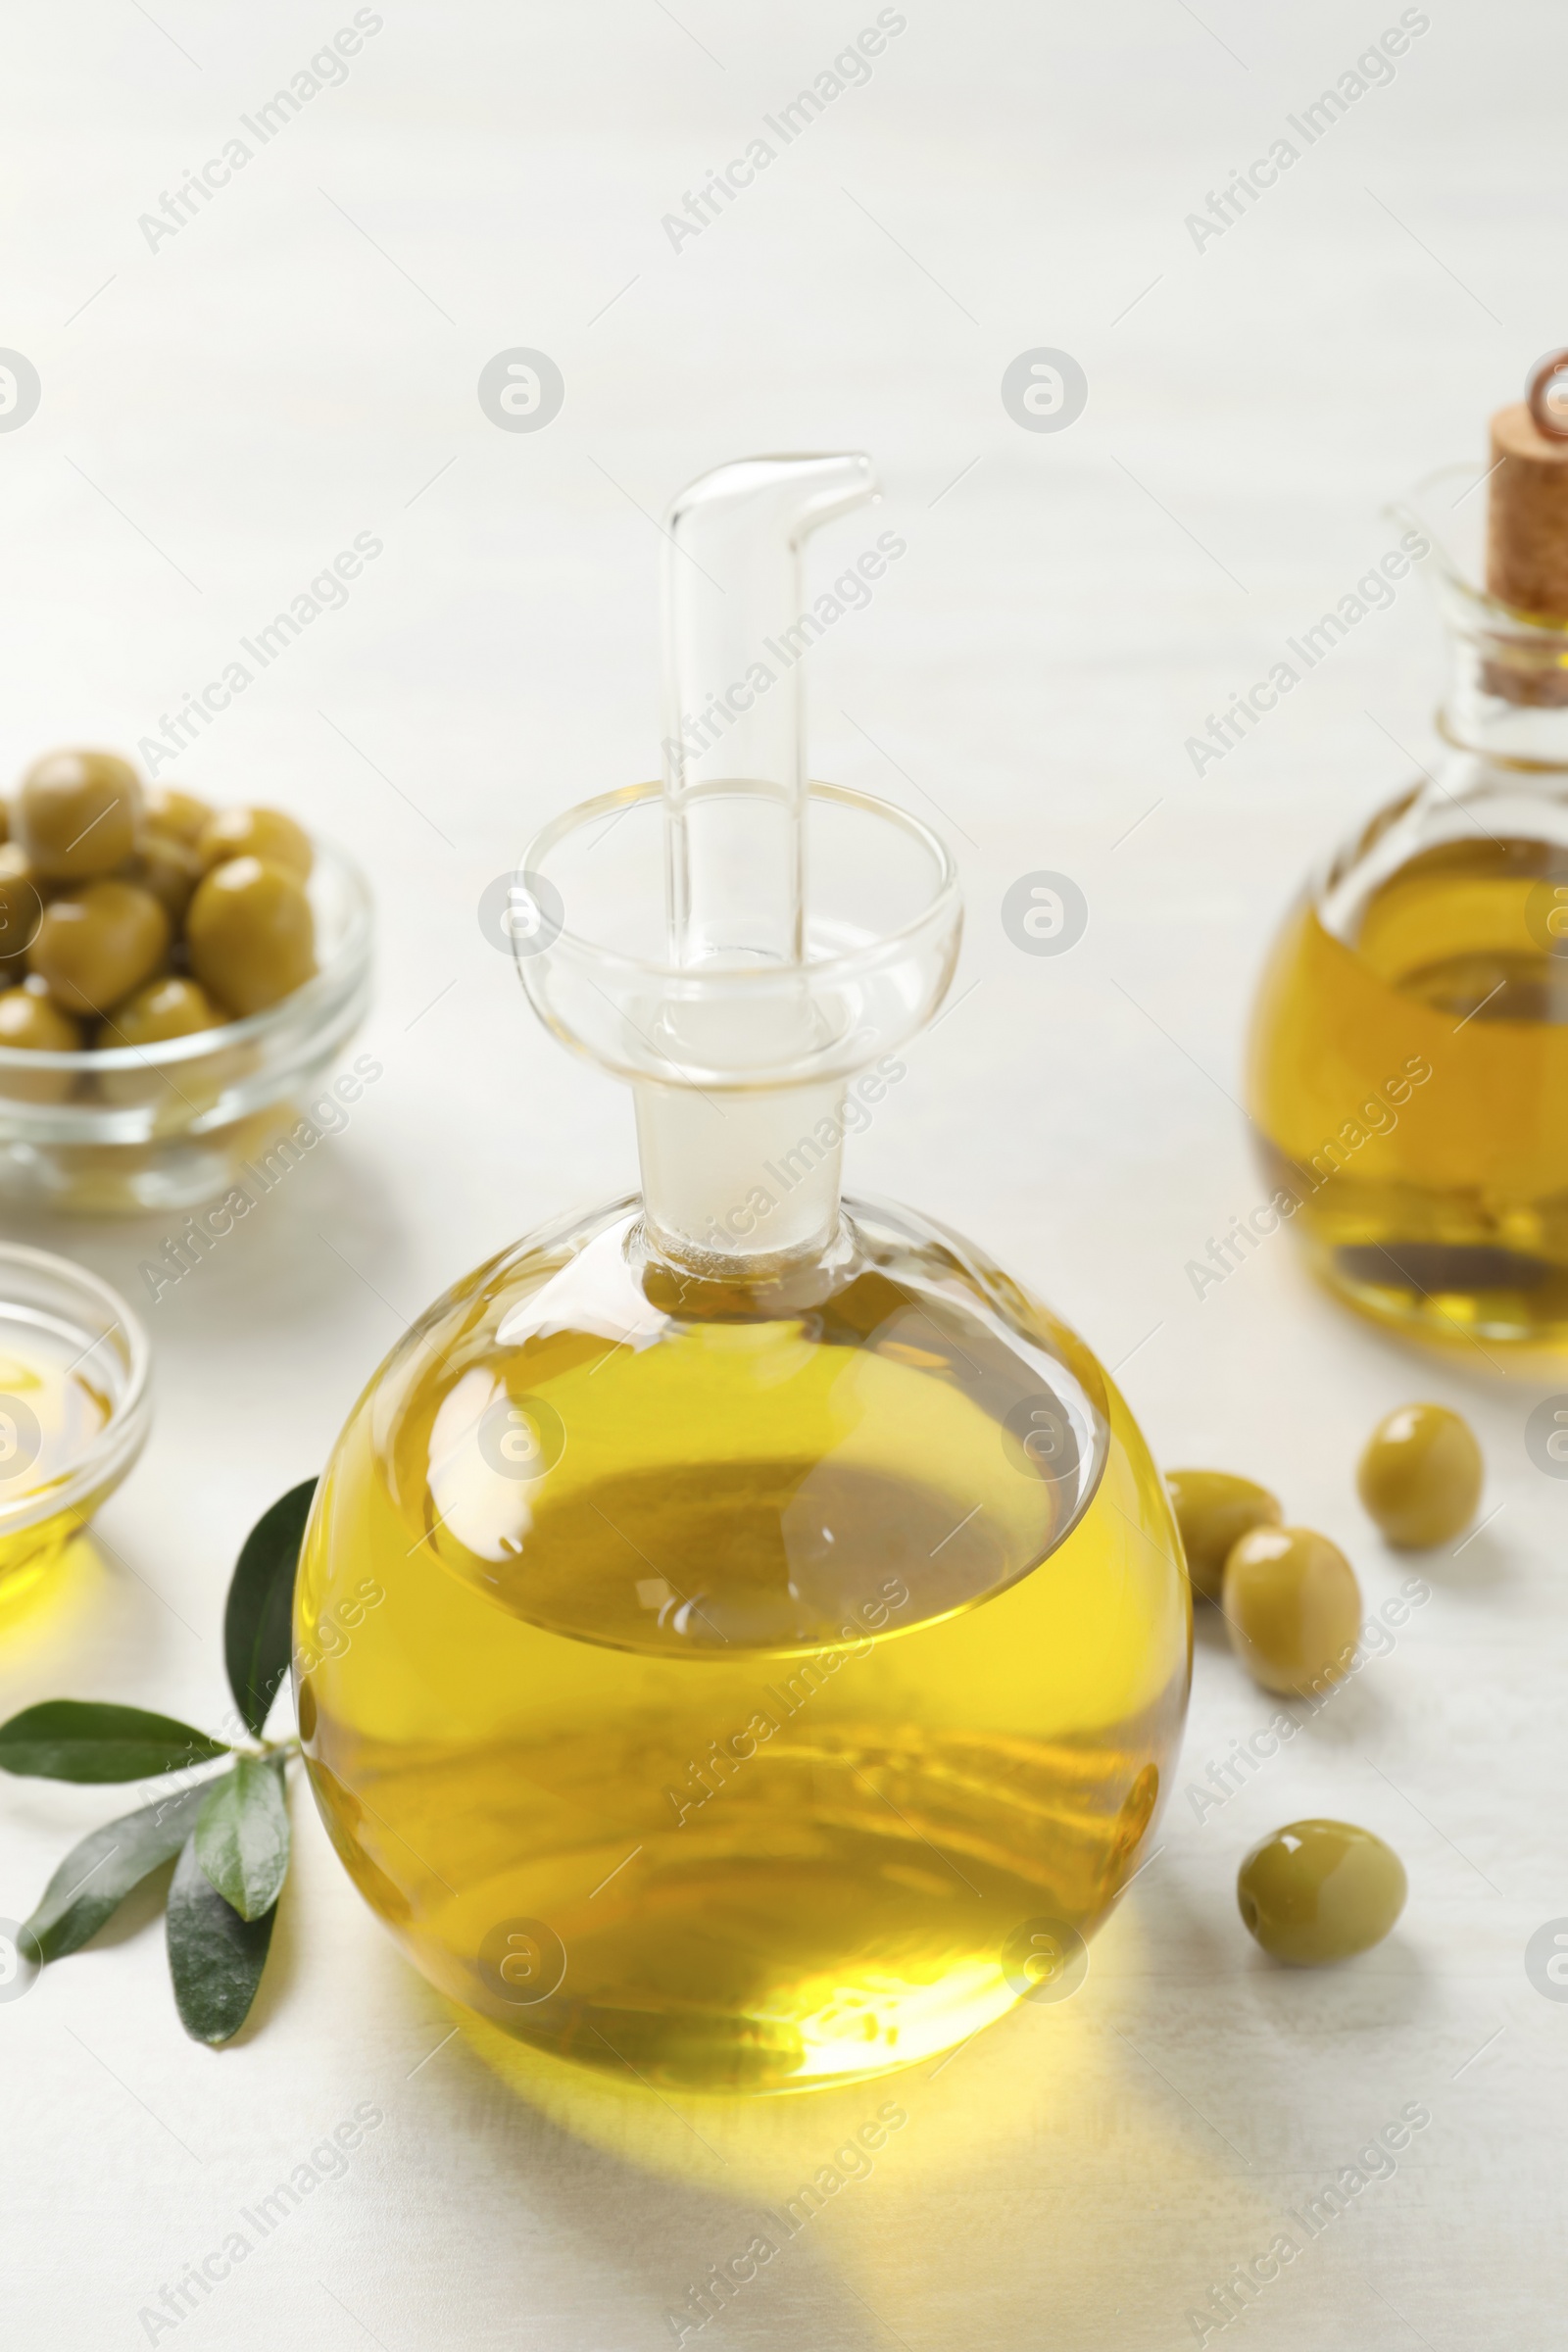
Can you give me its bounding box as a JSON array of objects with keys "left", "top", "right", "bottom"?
[{"left": 2, "top": 2, "right": 1564, "bottom": 2345}]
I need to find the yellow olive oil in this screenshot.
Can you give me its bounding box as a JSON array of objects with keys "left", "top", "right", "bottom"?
[
  {"left": 1249, "top": 834, "right": 1568, "bottom": 1347},
  {"left": 297, "top": 1203, "right": 1190, "bottom": 2092},
  {"left": 0, "top": 1318, "right": 112, "bottom": 1589}
]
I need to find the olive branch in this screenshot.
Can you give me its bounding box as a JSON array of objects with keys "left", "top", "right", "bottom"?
[{"left": 0, "top": 1479, "right": 316, "bottom": 2044}]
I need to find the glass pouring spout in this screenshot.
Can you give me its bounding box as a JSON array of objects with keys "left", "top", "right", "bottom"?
[
  {"left": 515, "top": 455, "right": 962, "bottom": 1278},
  {"left": 662, "top": 451, "right": 877, "bottom": 965}
]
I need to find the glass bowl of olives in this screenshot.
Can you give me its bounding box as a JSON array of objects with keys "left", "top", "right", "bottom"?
[{"left": 0, "top": 751, "right": 372, "bottom": 1213}]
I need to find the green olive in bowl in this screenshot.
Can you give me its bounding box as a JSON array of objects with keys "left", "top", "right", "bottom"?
[
  {"left": 27, "top": 881, "right": 170, "bottom": 1017},
  {"left": 17, "top": 750, "right": 143, "bottom": 881},
  {"left": 186, "top": 858, "right": 316, "bottom": 1016}
]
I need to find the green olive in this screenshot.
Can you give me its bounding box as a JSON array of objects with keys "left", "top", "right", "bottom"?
[
  {"left": 1356, "top": 1403, "right": 1482, "bottom": 1548},
  {"left": 197, "top": 805, "right": 313, "bottom": 880},
  {"left": 0, "top": 979, "right": 82, "bottom": 1101},
  {"left": 186, "top": 857, "right": 315, "bottom": 1015},
  {"left": 1167, "top": 1468, "right": 1283, "bottom": 1603},
  {"left": 143, "top": 784, "right": 213, "bottom": 846},
  {"left": 17, "top": 750, "right": 143, "bottom": 880},
  {"left": 28, "top": 880, "right": 171, "bottom": 1016},
  {"left": 101, "top": 974, "right": 227, "bottom": 1050},
  {"left": 1238, "top": 1819, "right": 1406, "bottom": 1965},
  {"left": 122, "top": 831, "right": 205, "bottom": 929},
  {"left": 1222, "top": 1524, "right": 1362, "bottom": 1696},
  {"left": 0, "top": 843, "right": 45, "bottom": 963}
]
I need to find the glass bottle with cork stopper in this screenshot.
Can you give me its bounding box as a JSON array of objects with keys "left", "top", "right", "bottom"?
[
  {"left": 1249, "top": 356, "right": 1568, "bottom": 1349},
  {"left": 295, "top": 454, "right": 1190, "bottom": 2093}
]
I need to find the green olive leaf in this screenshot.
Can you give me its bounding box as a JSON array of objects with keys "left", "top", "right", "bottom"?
[
  {"left": 22, "top": 1782, "right": 211, "bottom": 1962},
  {"left": 167, "top": 1835, "right": 276, "bottom": 2045},
  {"left": 194, "top": 1756, "right": 290, "bottom": 1923},
  {"left": 224, "top": 1478, "right": 318, "bottom": 1738},
  {"left": 0, "top": 1700, "right": 228, "bottom": 1783}
]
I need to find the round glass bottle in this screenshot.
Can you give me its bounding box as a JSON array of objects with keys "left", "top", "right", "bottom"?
[{"left": 296, "top": 457, "right": 1190, "bottom": 2091}]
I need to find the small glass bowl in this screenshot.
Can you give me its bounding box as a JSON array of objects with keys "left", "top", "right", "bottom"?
[
  {"left": 0, "top": 1243, "right": 152, "bottom": 1593},
  {"left": 0, "top": 840, "right": 373, "bottom": 1214}
]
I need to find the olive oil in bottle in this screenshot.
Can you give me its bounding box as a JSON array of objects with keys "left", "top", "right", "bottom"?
[{"left": 299, "top": 1199, "right": 1187, "bottom": 2091}]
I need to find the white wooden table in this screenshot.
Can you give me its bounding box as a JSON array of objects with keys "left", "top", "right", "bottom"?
[{"left": 3, "top": 3, "right": 1561, "bottom": 2344}]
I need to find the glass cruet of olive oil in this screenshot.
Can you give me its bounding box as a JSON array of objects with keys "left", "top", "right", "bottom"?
[
  {"left": 1249, "top": 358, "right": 1568, "bottom": 1349},
  {"left": 295, "top": 453, "right": 1190, "bottom": 2093}
]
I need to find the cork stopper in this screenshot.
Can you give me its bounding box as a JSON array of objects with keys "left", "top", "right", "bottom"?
[{"left": 1487, "top": 356, "right": 1568, "bottom": 619}]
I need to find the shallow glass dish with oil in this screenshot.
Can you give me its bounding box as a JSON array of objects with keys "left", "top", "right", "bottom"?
[{"left": 0, "top": 1244, "right": 152, "bottom": 1597}]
